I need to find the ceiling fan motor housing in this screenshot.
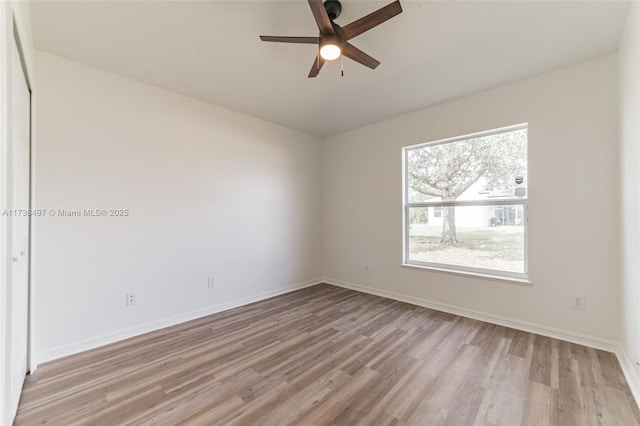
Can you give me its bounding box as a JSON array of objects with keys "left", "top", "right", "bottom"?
[{"left": 324, "top": 0, "right": 342, "bottom": 21}]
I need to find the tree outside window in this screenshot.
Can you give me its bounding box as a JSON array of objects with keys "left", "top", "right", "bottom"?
[{"left": 404, "top": 125, "right": 528, "bottom": 278}]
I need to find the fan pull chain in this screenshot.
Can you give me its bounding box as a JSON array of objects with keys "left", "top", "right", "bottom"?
[{"left": 341, "top": 57, "right": 344, "bottom": 77}]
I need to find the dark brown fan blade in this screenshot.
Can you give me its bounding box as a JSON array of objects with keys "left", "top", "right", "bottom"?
[
  {"left": 342, "top": 43, "right": 380, "bottom": 69},
  {"left": 308, "top": 0, "right": 334, "bottom": 34},
  {"left": 260, "top": 36, "right": 319, "bottom": 44},
  {"left": 340, "top": 0, "right": 402, "bottom": 40},
  {"left": 308, "top": 54, "right": 326, "bottom": 78}
]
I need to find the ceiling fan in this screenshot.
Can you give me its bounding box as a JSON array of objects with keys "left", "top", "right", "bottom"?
[{"left": 260, "top": 0, "right": 402, "bottom": 78}]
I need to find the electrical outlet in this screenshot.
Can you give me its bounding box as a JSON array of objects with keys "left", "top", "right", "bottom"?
[
  {"left": 208, "top": 277, "right": 216, "bottom": 288},
  {"left": 571, "top": 295, "right": 585, "bottom": 310},
  {"left": 126, "top": 293, "right": 136, "bottom": 306},
  {"left": 364, "top": 264, "right": 371, "bottom": 274}
]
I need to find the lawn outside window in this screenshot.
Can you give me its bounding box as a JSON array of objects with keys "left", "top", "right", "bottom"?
[{"left": 403, "top": 124, "right": 528, "bottom": 280}]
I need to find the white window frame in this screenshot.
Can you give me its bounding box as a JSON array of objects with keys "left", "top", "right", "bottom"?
[{"left": 402, "top": 124, "right": 528, "bottom": 281}]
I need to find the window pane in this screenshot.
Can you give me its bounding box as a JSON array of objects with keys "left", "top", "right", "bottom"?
[
  {"left": 407, "top": 128, "right": 527, "bottom": 203},
  {"left": 408, "top": 205, "right": 526, "bottom": 274}
]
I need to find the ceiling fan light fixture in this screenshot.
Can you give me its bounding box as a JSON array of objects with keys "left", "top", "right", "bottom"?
[{"left": 319, "top": 35, "right": 342, "bottom": 61}]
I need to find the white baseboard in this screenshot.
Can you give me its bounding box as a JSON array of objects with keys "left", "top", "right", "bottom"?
[
  {"left": 323, "top": 277, "right": 618, "bottom": 352},
  {"left": 615, "top": 345, "right": 640, "bottom": 410},
  {"left": 35, "top": 278, "right": 323, "bottom": 366}
]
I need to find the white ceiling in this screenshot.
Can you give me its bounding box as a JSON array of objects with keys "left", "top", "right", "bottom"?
[{"left": 30, "top": 0, "right": 629, "bottom": 138}]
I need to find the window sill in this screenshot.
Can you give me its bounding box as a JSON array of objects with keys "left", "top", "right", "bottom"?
[{"left": 401, "top": 263, "right": 532, "bottom": 286}]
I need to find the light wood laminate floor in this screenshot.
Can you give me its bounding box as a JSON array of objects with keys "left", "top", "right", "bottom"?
[{"left": 15, "top": 284, "right": 640, "bottom": 425}]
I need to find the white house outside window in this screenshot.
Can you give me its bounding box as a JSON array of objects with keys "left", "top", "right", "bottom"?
[{"left": 403, "top": 124, "right": 528, "bottom": 280}]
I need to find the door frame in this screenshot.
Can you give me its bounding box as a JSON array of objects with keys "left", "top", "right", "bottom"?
[{"left": 12, "top": 10, "right": 34, "bottom": 375}]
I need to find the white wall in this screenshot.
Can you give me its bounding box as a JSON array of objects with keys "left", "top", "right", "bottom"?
[
  {"left": 324, "top": 55, "right": 620, "bottom": 347},
  {"left": 33, "top": 51, "right": 323, "bottom": 364},
  {"left": 619, "top": 0, "right": 640, "bottom": 400}
]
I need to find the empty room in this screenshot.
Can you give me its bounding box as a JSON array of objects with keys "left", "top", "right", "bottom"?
[{"left": 1, "top": 0, "right": 640, "bottom": 424}]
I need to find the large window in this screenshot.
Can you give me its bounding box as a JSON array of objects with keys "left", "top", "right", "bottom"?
[{"left": 403, "top": 125, "right": 528, "bottom": 279}]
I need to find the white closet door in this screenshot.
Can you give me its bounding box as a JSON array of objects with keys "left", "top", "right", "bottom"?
[{"left": 6, "top": 33, "right": 31, "bottom": 421}]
